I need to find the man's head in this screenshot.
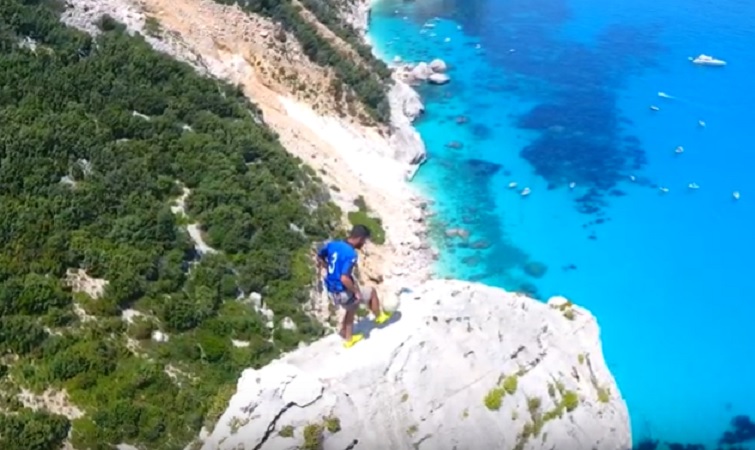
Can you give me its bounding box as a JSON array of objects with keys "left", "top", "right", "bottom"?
[{"left": 346, "top": 224, "right": 372, "bottom": 249}]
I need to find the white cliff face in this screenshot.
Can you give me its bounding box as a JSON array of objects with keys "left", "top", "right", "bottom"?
[
  {"left": 200, "top": 280, "right": 631, "bottom": 450},
  {"left": 387, "top": 78, "right": 427, "bottom": 166}
]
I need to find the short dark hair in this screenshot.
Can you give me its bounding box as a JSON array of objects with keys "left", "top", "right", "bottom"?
[{"left": 349, "top": 224, "right": 371, "bottom": 239}]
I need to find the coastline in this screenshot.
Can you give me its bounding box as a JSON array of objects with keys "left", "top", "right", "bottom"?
[{"left": 49, "top": 2, "right": 634, "bottom": 448}]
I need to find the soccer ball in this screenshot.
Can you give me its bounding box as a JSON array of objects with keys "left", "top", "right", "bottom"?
[{"left": 382, "top": 292, "right": 401, "bottom": 313}]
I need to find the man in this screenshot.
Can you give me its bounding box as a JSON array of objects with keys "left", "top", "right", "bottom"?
[{"left": 317, "top": 224, "right": 392, "bottom": 348}]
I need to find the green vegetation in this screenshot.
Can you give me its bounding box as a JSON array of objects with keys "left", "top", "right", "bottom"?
[
  {"left": 0, "top": 409, "right": 71, "bottom": 450},
  {"left": 0, "top": 2, "right": 341, "bottom": 449},
  {"left": 483, "top": 386, "right": 506, "bottom": 411},
  {"left": 503, "top": 375, "right": 518, "bottom": 395},
  {"left": 406, "top": 424, "right": 418, "bottom": 436},
  {"left": 562, "top": 390, "right": 579, "bottom": 412},
  {"left": 578, "top": 353, "right": 585, "bottom": 365},
  {"left": 597, "top": 386, "right": 611, "bottom": 403},
  {"left": 298, "top": 0, "right": 391, "bottom": 79},
  {"left": 278, "top": 424, "right": 295, "bottom": 438},
  {"left": 214, "top": 0, "right": 392, "bottom": 124},
  {"left": 514, "top": 384, "right": 583, "bottom": 450},
  {"left": 302, "top": 423, "right": 325, "bottom": 450},
  {"left": 144, "top": 15, "right": 161, "bottom": 36},
  {"left": 484, "top": 373, "right": 519, "bottom": 411},
  {"left": 324, "top": 415, "right": 341, "bottom": 433},
  {"left": 347, "top": 196, "right": 385, "bottom": 245}
]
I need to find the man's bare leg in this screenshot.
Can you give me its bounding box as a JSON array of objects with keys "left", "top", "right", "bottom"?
[
  {"left": 341, "top": 308, "right": 356, "bottom": 341},
  {"left": 367, "top": 288, "right": 381, "bottom": 318},
  {"left": 367, "top": 289, "right": 392, "bottom": 324}
]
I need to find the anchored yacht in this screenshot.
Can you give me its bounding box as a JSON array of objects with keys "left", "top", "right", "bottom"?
[{"left": 690, "top": 54, "right": 727, "bottom": 66}]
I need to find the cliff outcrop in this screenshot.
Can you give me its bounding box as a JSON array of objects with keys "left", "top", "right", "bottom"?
[{"left": 200, "top": 280, "right": 631, "bottom": 450}]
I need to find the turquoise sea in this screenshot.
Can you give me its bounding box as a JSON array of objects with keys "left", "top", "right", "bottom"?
[{"left": 368, "top": 0, "right": 755, "bottom": 448}]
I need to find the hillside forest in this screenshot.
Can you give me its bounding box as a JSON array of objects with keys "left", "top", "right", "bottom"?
[{"left": 0, "top": 0, "right": 344, "bottom": 448}]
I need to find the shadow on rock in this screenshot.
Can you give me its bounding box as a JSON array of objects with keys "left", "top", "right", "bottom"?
[{"left": 354, "top": 311, "right": 403, "bottom": 339}]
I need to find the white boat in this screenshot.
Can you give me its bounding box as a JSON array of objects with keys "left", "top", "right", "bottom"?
[
  {"left": 658, "top": 92, "right": 673, "bottom": 99},
  {"left": 698, "top": 120, "right": 706, "bottom": 128},
  {"left": 569, "top": 182, "right": 576, "bottom": 189},
  {"left": 675, "top": 146, "right": 684, "bottom": 154},
  {"left": 508, "top": 182, "right": 518, "bottom": 189},
  {"left": 733, "top": 191, "right": 741, "bottom": 200},
  {"left": 520, "top": 187, "right": 531, "bottom": 197},
  {"left": 650, "top": 105, "right": 660, "bottom": 111},
  {"left": 688, "top": 183, "right": 700, "bottom": 190},
  {"left": 690, "top": 54, "right": 727, "bottom": 66},
  {"left": 659, "top": 187, "right": 670, "bottom": 194}
]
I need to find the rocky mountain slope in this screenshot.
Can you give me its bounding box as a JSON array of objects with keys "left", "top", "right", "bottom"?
[{"left": 201, "top": 280, "right": 631, "bottom": 450}]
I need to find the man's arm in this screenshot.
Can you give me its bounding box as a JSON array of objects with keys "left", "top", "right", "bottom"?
[
  {"left": 339, "top": 257, "right": 360, "bottom": 298},
  {"left": 316, "top": 243, "right": 329, "bottom": 269}
]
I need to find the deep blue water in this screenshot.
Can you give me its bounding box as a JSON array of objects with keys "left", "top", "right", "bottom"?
[{"left": 369, "top": 0, "right": 755, "bottom": 448}]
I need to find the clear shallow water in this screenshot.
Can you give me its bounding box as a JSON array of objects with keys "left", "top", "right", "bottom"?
[{"left": 369, "top": 0, "right": 755, "bottom": 448}]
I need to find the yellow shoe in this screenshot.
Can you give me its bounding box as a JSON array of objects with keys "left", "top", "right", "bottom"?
[
  {"left": 343, "top": 334, "right": 364, "bottom": 348},
  {"left": 375, "top": 312, "right": 392, "bottom": 325}
]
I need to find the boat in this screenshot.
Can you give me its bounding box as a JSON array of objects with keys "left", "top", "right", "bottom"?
[
  {"left": 520, "top": 187, "right": 531, "bottom": 197},
  {"left": 688, "top": 183, "right": 700, "bottom": 190},
  {"left": 658, "top": 92, "right": 673, "bottom": 99},
  {"left": 698, "top": 120, "right": 706, "bottom": 128},
  {"left": 675, "top": 146, "right": 684, "bottom": 154},
  {"left": 569, "top": 182, "right": 576, "bottom": 189},
  {"left": 690, "top": 54, "right": 727, "bottom": 66},
  {"left": 650, "top": 105, "right": 660, "bottom": 111},
  {"left": 659, "top": 187, "right": 670, "bottom": 194},
  {"left": 733, "top": 191, "right": 741, "bottom": 200},
  {"left": 508, "top": 182, "right": 518, "bottom": 189}
]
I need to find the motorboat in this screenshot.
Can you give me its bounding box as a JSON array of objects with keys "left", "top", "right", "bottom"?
[
  {"left": 733, "top": 191, "right": 741, "bottom": 200},
  {"left": 650, "top": 105, "right": 660, "bottom": 111},
  {"left": 690, "top": 54, "right": 727, "bottom": 66},
  {"left": 675, "top": 146, "right": 684, "bottom": 154},
  {"left": 520, "top": 187, "right": 531, "bottom": 197},
  {"left": 688, "top": 183, "right": 700, "bottom": 190},
  {"left": 508, "top": 182, "right": 518, "bottom": 189}
]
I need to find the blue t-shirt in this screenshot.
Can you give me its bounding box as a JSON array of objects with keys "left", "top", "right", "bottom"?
[{"left": 318, "top": 240, "right": 358, "bottom": 293}]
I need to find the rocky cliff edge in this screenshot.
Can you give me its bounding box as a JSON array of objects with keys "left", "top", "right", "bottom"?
[{"left": 199, "top": 280, "right": 631, "bottom": 450}]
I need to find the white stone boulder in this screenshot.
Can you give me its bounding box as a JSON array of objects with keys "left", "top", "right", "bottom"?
[
  {"left": 428, "top": 73, "right": 450, "bottom": 85},
  {"left": 429, "top": 58, "right": 448, "bottom": 73},
  {"left": 409, "top": 62, "right": 433, "bottom": 81}
]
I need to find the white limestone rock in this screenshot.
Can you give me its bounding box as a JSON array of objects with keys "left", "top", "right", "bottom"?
[
  {"left": 387, "top": 78, "right": 426, "bottom": 165},
  {"left": 410, "top": 61, "right": 433, "bottom": 81},
  {"left": 429, "top": 58, "right": 448, "bottom": 73},
  {"left": 428, "top": 73, "right": 451, "bottom": 85},
  {"left": 201, "top": 280, "right": 630, "bottom": 450}
]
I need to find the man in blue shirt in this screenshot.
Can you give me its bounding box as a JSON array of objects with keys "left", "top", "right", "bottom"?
[{"left": 317, "top": 224, "right": 392, "bottom": 348}]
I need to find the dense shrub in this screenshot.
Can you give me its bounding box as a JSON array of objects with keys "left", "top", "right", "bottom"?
[{"left": 0, "top": 1, "right": 341, "bottom": 448}]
